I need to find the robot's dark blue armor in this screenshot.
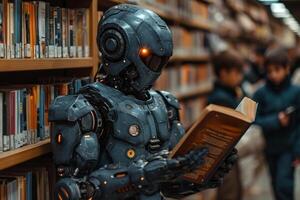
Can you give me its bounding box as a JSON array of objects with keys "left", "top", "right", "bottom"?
[
  {"left": 49, "top": 3, "right": 237, "bottom": 200},
  {"left": 50, "top": 82, "right": 208, "bottom": 200}
]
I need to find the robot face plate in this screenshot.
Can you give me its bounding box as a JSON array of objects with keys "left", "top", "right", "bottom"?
[{"left": 139, "top": 47, "right": 169, "bottom": 72}]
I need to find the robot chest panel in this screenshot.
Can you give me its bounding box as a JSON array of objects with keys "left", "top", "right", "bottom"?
[{"left": 111, "top": 96, "right": 170, "bottom": 147}]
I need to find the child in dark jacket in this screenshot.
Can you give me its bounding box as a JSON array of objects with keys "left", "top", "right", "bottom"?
[
  {"left": 253, "top": 47, "right": 300, "bottom": 200},
  {"left": 208, "top": 49, "right": 244, "bottom": 200}
]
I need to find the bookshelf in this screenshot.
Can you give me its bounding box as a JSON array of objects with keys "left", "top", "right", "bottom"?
[
  {"left": 100, "top": 0, "right": 213, "bottom": 31},
  {"left": 0, "top": 0, "right": 99, "bottom": 172},
  {"left": 0, "top": 58, "right": 94, "bottom": 72},
  {"left": 170, "top": 54, "right": 210, "bottom": 63},
  {"left": 0, "top": 0, "right": 296, "bottom": 199},
  {"left": 0, "top": 139, "right": 51, "bottom": 171}
]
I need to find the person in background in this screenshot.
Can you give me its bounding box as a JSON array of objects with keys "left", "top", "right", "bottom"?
[
  {"left": 253, "top": 47, "right": 300, "bottom": 200},
  {"left": 244, "top": 46, "right": 266, "bottom": 85},
  {"left": 208, "top": 49, "right": 245, "bottom": 200},
  {"left": 243, "top": 46, "right": 267, "bottom": 97}
]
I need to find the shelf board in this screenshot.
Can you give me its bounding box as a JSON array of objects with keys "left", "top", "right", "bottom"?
[
  {"left": 0, "top": 139, "right": 51, "bottom": 171},
  {"left": 175, "top": 81, "right": 213, "bottom": 101},
  {"left": 170, "top": 54, "right": 210, "bottom": 63},
  {"left": 103, "top": 0, "right": 212, "bottom": 31},
  {"left": 0, "top": 58, "right": 94, "bottom": 72}
]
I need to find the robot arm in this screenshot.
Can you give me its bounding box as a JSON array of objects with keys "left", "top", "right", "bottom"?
[
  {"left": 49, "top": 94, "right": 101, "bottom": 177},
  {"left": 54, "top": 148, "right": 208, "bottom": 200},
  {"left": 161, "top": 149, "right": 238, "bottom": 199}
]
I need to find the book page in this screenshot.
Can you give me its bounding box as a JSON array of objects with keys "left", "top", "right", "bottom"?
[{"left": 235, "top": 97, "right": 257, "bottom": 122}]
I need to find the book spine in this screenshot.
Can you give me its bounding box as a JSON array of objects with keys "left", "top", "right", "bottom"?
[
  {"left": 83, "top": 8, "right": 89, "bottom": 58},
  {"left": 48, "top": 7, "right": 55, "bottom": 58},
  {"left": 76, "top": 9, "right": 83, "bottom": 58},
  {"left": 26, "top": 172, "right": 32, "bottom": 200},
  {"left": 24, "top": 3, "right": 30, "bottom": 58},
  {"left": 54, "top": 7, "right": 62, "bottom": 58},
  {"left": 14, "top": 0, "right": 21, "bottom": 58},
  {"left": 68, "top": 9, "right": 75, "bottom": 58},
  {"left": 38, "top": 1, "right": 45, "bottom": 58},
  {"left": 0, "top": 92, "right": 3, "bottom": 152},
  {"left": 9, "top": 3, "right": 15, "bottom": 59},
  {"left": 3, "top": 92, "right": 9, "bottom": 151},
  {"left": 45, "top": 2, "right": 50, "bottom": 58},
  {"left": 62, "top": 8, "right": 68, "bottom": 58},
  {"left": 38, "top": 85, "right": 45, "bottom": 139},
  {"left": 0, "top": 2, "right": 4, "bottom": 58},
  {"left": 34, "top": 2, "right": 39, "bottom": 59}
]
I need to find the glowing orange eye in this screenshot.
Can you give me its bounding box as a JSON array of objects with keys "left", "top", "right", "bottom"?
[
  {"left": 140, "top": 48, "right": 150, "bottom": 57},
  {"left": 57, "top": 133, "right": 63, "bottom": 144}
]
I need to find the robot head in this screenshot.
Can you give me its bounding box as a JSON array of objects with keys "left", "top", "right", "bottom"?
[{"left": 97, "top": 4, "right": 173, "bottom": 92}]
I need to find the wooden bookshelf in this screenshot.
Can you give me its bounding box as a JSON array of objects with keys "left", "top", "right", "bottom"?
[
  {"left": 0, "top": 139, "right": 51, "bottom": 170},
  {"left": 0, "top": 0, "right": 98, "bottom": 172},
  {"left": 0, "top": 0, "right": 99, "bottom": 81},
  {"left": 101, "top": 0, "right": 212, "bottom": 31},
  {"left": 0, "top": 58, "right": 94, "bottom": 72},
  {"left": 170, "top": 54, "right": 210, "bottom": 63},
  {"left": 175, "top": 81, "right": 213, "bottom": 101}
]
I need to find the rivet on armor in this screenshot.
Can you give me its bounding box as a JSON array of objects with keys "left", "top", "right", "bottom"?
[
  {"left": 126, "top": 104, "right": 133, "bottom": 110},
  {"left": 128, "top": 125, "right": 140, "bottom": 137},
  {"left": 127, "top": 149, "right": 136, "bottom": 159}
]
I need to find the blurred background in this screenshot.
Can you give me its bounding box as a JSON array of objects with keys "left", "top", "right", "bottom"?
[{"left": 100, "top": 0, "right": 300, "bottom": 200}]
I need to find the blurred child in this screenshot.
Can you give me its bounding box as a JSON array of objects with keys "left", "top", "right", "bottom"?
[
  {"left": 208, "top": 49, "right": 244, "bottom": 200},
  {"left": 253, "top": 47, "right": 300, "bottom": 200}
]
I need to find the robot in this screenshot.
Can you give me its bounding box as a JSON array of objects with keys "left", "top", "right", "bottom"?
[{"left": 49, "top": 4, "right": 237, "bottom": 200}]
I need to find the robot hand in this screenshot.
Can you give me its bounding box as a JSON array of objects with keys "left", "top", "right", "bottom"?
[
  {"left": 129, "top": 148, "right": 208, "bottom": 186},
  {"left": 204, "top": 148, "right": 238, "bottom": 188},
  {"left": 54, "top": 177, "right": 97, "bottom": 200}
]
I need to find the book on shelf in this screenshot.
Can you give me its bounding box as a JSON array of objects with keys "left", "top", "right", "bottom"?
[
  {"left": 0, "top": 0, "right": 90, "bottom": 59},
  {"left": 141, "top": 0, "right": 208, "bottom": 21},
  {"left": 0, "top": 77, "right": 91, "bottom": 153},
  {"left": 154, "top": 63, "right": 213, "bottom": 93},
  {"left": 170, "top": 97, "right": 257, "bottom": 184},
  {"left": 171, "top": 25, "right": 209, "bottom": 57},
  {"left": 0, "top": 166, "right": 51, "bottom": 200},
  {"left": 179, "top": 97, "right": 207, "bottom": 128}
]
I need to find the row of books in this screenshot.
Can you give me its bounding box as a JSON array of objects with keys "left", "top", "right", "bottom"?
[
  {"left": 0, "top": 78, "right": 91, "bottom": 152},
  {"left": 171, "top": 26, "right": 209, "bottom": 57},
  {"left": 155, "top": 63, "right": 213, "bottom": 93},
  {"left": 0, "top": 167, "right": 50, "bottom": 200},
  {"left": 141, "top": 0, "right": 209, "bottom": 21},
  {"left": 179, "top": 96, "right": 207, "bottom": 128},
  {"left": 0, "top": 0, "right": 90, "bottom": 59}
]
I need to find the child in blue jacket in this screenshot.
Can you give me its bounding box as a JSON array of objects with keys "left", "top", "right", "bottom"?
[{"left": 253, "top": 47, "right": 300, "bottom": 200}]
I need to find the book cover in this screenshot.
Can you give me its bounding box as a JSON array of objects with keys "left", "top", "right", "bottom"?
[{"left": 170, "top": 97, "right": 257, "bottom": 184}]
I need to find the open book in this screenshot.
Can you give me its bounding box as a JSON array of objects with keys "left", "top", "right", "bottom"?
[{"left": 169, "top": 97, "right": 257, "bottom": 184}]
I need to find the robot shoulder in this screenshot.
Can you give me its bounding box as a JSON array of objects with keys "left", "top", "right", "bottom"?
[
  {"left": 78, "top": 82, "right": 121, "bottom": 108},
  {"left": 155, "top": 90, "right": 180, "bottom": 109},
  {"left": 49, "top": 94, "right": 95, "bottom": 122}
]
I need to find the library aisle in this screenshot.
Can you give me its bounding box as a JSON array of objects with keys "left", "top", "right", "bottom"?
[{"left": 1, "top": 0, "right": 300, "bottom": 200}]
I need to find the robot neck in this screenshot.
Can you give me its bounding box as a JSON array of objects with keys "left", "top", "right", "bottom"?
[{"left": 101, "top": 75, "right": 151, "bottom": 101}]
